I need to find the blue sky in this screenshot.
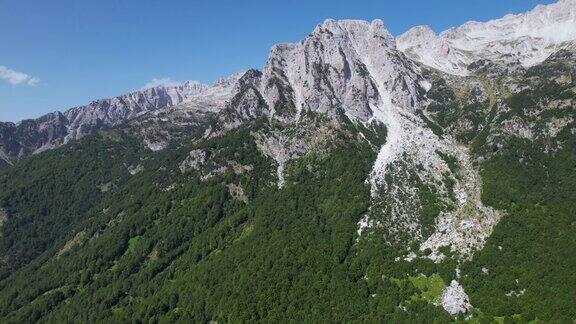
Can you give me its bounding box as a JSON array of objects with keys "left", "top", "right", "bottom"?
[{"left": 0, "top": 0, "right": 555, "bottom": 122}]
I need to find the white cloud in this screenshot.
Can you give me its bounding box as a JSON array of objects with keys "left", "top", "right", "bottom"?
[
  {"left": 141, "top": 77, "right": 181, "bottom": 90},
  {"left": 0, "top": 65, "right": 39, "bottom": 86},
  {"left": 27, "top": 77, "right": 40, "bottom": 86}
]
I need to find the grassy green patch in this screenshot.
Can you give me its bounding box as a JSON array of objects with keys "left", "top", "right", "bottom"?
[{"left": 408, "top": 274, "right": 446, "bottom": 304}]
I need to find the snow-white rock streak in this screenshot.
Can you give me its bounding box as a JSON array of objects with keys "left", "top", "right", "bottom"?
[
  {"left": 442, "top": 280, "right": 472, "bottom": 316},
  {"left": 419, "top": 145, "right": 502, "bottom": 260},
  {"left": 328, "top": 20, "right": 503, "bottom": 259}
]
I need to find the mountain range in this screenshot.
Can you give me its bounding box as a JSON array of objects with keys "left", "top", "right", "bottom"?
[
  {"left": 3, "top": 0, "right": 574, "bottom": 165},
  {"left": 0, "top": 1, "right": 574, "bottom": 322}
]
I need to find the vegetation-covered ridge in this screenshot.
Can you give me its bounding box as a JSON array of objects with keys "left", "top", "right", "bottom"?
[
  {"left": 0, "top": 46, "right": 574, "bottom": 323},
  {"left": 0, "top": 117, "right": 457, "bottom": 322}
]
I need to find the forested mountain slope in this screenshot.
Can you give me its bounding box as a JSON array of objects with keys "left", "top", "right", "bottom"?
[{"left": 0, "top": 1, "right": 575, "bottom": 322}]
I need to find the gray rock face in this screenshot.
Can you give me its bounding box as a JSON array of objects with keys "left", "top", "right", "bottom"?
[
  {"left": 253, "top": 130, "right": 308, "bottom": 188},
  {"left": 0, "top": 112, "right": 69, "bottom": 161},
  {"left": 179, "top": 149, "right": 207, "bottom": 174},
  {"left": 220, "top": 70, "right": 270, "bottom": 125},
  {"left": 63, "top": 81, "right": 209, "bottom": 141},
  {"left": 258, "top": 19, "right": 424, "bottom": 123},
  {"left": 0, "top": 81, "right": 209, "bottom": 163}
]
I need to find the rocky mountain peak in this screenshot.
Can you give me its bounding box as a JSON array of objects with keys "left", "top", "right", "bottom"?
[
  {"left": 61, "top": 81, "right": 211, "bottom": 141},
  {"left": 397, "top": 0, "right": 576, "bottom": 75},
  {"left": 258, "top": 18, "right": 421, "bottom": 123},
  {"left": 311, "top": 19, "right": 395, "bottom": 46},
  {"left": 0, "top": 80, "right": 213, "bottom": 163}
]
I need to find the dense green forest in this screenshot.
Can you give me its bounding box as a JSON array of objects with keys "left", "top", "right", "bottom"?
[
  {"left": 462, "top": 140, "right": 576, "bottom": 322},
  {"left": 0, "top": 114, "right": 573, "bottom": 322},
  {"left": 0, "top": 123, "right": 454, "bottom": 322},
  {"left": 0, "top": 135, "right": 146, "bottom": 279}
]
